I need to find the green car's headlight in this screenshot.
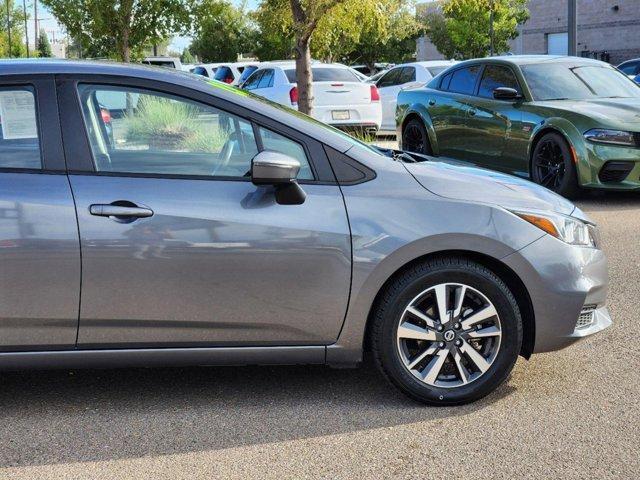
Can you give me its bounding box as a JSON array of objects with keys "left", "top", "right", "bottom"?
[
  {"left": 584, "top": 128, "right": 638, "bottom": 147},
  {"left": 511, "top": 210, "right": 597, "bottom": 247}
]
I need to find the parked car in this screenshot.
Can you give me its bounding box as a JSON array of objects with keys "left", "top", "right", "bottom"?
[
  {"left": 366, "top": 70, "right": 388, "bottom": 84},
  {"left": 190, "top": 63, "right": 223, "bottom": 79},
  {"left": 352, "top": 63, "right": 394, "bottom": 75},
  {"left": 0, "top": 60, "right": 610, "bottom": 405},
  {"left": 241, "top": 62, "right": 382, "bottom": 133},
  {"left": 142, "top": 56, "right": 182, "bottom": 69},
  {"left": 213, "top": 61, "right": 259, "bottom": 86},
  {"left": 397, "top": 55, "right": 640, "bottom": 198},
  {"left": 617, "top": 58, "right": 640, "bottom": 80},
  {"left": 376, "top": 61, "right": 457, "bottom": 134}
]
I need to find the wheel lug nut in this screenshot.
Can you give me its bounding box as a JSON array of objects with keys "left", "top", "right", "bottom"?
[
  {"left": 455, "top": 339, "right": 462, "bottom": 347},
  {"left": 438, "top": 342, "right": 445, "bottom": 348},
  {"left": 454, "top": 322, "right": 461, "bottom": 330},
  {"left": 437, "top": 325, "right": 444, "bottom": 332}
]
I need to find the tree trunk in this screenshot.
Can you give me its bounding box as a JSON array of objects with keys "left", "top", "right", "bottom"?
[{"left": 294, "top": 36, "right": 314, "bottom": 115}]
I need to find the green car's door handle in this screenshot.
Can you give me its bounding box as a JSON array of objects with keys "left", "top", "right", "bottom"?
[{"left": 428, "top": 99, "right": 436, "bottom": 106}]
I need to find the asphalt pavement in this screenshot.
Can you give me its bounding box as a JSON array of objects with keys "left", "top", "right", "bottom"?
[{"left": 0, "top": 187, "right": 638, "bottom": 479}]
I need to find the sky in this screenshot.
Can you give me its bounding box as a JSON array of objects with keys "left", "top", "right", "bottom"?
[{"left": 33, "top": 0, "right": 259, "bottom": 53}]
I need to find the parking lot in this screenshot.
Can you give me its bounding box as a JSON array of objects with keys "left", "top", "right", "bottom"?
[{"left": 0, "top": 186, "right": 637, "bottom": 479}]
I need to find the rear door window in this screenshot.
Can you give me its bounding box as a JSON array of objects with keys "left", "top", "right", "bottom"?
[
  {"left": 0, "top": 87, "right": 42, "bottom": 169},
  {"left": 447, "top": 66, "right": 482, "bottom": 95},
  {"left": 399, "top": 67, "right": 416, "bottom": 84},
  {"left": 242, "top": 70, "right": 264, "bottom": 90},
  {"left": 376, "top": 68, "right": 401, "bottom": 88}
]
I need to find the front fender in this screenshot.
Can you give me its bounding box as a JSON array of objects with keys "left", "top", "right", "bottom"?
[{"left": 528, "top": 118, "right": 592, "bottom": 184}]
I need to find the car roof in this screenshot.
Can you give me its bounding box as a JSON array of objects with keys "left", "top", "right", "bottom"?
[
  {"left": 451, "top": 55, "right": 611, "bottom": 68},
  {"left": 0, "top": 59, "right": 355, "bottom": 152},
  {"left": 405, "top": 61, "right": 458, "bottom": 68}
]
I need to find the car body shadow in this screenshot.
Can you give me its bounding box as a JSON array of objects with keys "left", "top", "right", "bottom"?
[{"left": 0, "top": 359, "right": 516, "bottom": 468}]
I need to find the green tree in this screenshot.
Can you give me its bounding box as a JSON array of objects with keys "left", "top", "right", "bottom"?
[
  {"left": 37, "top": 29, "right": 53, "bottom": 57},
  {"left": 180, "top": 47, "right": 195, "bottom": 63},
  {"left": 190, "top": 0, "right": 256, "bottom": 62},
  {"left": 425, "top": 0, "right": 528, "bottom": 59},
  {"left": 346, "top": 0, "right": 423, "bottom": 73},
  {"left": 0, "top": 0, "right": 28, "bottom": 58},
  {"left": 41, "top": 0, "right": 193, "bottom": 61}
]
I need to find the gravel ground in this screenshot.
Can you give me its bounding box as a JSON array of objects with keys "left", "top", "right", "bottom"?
[{"left": 0, "top": 155, "right": 638, "bottom": 479}]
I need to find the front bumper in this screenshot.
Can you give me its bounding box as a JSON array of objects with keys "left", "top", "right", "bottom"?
[
  {"left": 580, "top": 141, "right": 640, "bottom": 190},
  {"left": 502, "top": 233, "right": 611, "bottom": 353}
]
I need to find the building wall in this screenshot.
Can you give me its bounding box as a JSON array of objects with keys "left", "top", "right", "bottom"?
[{"left": 417, "top": 0, "right": 640, "bottom": 65}]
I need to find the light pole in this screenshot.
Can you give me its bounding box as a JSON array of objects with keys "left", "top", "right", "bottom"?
[
  {"left": 22, "top": 0, "right": 29, "bottom": 57},
  {"left": 489, "top": 0, "right": 495, "bottom": 56},
  {"left": 568, "top": 0, "right": 577, "bottom": 56},
  {"left": 6, "top": 0, "right": 12, "bottom": 58}
]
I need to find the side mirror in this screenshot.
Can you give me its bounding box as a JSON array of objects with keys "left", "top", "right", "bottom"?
[
  {"left": 251, "top": 151, "right": 306, "bottom": 205},
  {"left": 493, "top": 87, "right": 522, "bottom": 100}
]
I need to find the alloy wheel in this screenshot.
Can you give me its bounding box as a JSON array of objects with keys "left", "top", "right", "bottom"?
[
  {"left": 533, "top": 138, "right": 566, "bottom": 190},
  {"left": 396, "top": 283, "right": 502, "bottom": 388},
  {"left": 403, "top": 122, "right": 427, "bottom": 154}
]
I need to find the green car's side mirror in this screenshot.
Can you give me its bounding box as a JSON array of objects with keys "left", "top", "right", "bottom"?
[{"left": 493, "top": 87, "right": 523, "bottom": 101}]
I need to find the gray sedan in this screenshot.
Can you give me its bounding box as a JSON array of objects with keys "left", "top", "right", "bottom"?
[{"left": 0, "top": 60, "right": 610, "bottom": 405}]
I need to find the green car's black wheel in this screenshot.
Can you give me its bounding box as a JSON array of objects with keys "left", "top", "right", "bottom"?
[
  {"left": 531, "top": 132, "right": 580, "bottom": 198},
  {"left": 402, "top": 119, "right": 431, "bottom": 155}
]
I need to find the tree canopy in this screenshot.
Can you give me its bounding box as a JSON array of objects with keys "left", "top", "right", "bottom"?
[
  {"left": 41, "top": 0, "right": 193, "bottom": 61},
  {"left": 425, "top": 0, "right": 529, "bottom": 59},
  {"left": 0, "top": 0, "right": 28, "bottom": 58},
  {"left": 189, "top": 0, "right": 257, "bottom": 63}
]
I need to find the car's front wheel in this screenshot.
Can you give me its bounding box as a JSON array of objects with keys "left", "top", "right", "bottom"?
[
  {"left": 371, "top": 257, "right": 522, "bottom": 405},
  {"left": 531, "top": 132, "right": 580, "bottom": 198}
]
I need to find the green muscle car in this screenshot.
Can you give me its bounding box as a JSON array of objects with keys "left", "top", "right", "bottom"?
[{"left": 396, "top": 56, "right": 640, "bottom": 197}]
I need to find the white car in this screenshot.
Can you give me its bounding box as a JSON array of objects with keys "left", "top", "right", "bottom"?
[
  {"left": 142, "top": 57, "right": 182, "bottom": 69},
  {"left": 190, "top": 63, "right": 223, "bottom": 79},
  {"left": 241, "top": 62, "right": 382, "bottom": 133},
  {"left": 376, "top": 60, "right": 457, "bottom": 134},
  {"left": 213, "top": 61, "right": 260, "bottom": 86}
]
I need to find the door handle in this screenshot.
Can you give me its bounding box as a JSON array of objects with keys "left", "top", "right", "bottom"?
[
  {"left": 428, "top": 99, "right": 436, "bottom": 106},
  {"left": 89, "top": 203, "right": 154, "bottom": 218},
  {"left": 468, "top": 108, "right": 477, "bottom": 116}
]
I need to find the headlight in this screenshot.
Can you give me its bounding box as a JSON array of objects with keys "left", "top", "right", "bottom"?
[
  {"left": 584, "top": 128, "right": 637, "bottom": 147},
  {"left": 511, "top": 210, "right": 596, "bottom": 247}
]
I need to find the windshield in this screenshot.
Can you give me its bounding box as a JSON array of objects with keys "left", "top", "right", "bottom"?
[
  {"left": 284, "top": 68, "right": 360, "bottom": 83},
  {"left": 521, "top": 63, "right": 640, "bottom": 100}
]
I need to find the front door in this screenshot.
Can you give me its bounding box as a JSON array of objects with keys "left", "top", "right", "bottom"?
[
  {"left": 60, "top": 79, "right": 351, "bottom": 348},
  {"left": 0, "top": 77, "right": 80, "bottom": 350}
]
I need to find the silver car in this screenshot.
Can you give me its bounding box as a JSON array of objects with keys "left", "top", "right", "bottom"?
[{"left": 0, "top": 60, "right": 611, "bottom": 405}]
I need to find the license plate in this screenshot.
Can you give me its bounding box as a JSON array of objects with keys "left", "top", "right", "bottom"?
[{"left": 332, "top": 110, "right": 350, "bottom": 120}]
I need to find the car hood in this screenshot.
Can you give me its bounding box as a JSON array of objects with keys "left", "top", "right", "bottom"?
[
  {"left": 403, "top": 159, "right": 576, "bottom": 216},
  {"left": 534, "top": 97, "right": 640, "bottom": 129}
]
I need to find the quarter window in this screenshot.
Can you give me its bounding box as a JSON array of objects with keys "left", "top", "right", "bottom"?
[
  {"left": 478, "top": 66, "right": 520, "bottom": 98},
  {"left": 447, "top": 66, "right": 482, "bottom": 95},
  {"left": 257, "top": 69, "right": 275, "bottom": 88},
  {"left": 77, "top": 85, "right": 259, "bottom": 178},
  {"left": 0, "top": 87, "right": 42, "bottom": 169}
]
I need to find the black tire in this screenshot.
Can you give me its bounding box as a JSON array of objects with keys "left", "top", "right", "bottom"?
[
  {"left": 371, "top": 257, "right": 522, "bottom": 406},
  {"left": 402, "top": 118, "right": 431, "bottom": 155},
  {"left": 531, "top": 132, "right": 580, "bottom": 198}
]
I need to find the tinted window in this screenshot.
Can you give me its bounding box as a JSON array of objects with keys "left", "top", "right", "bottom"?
[
  {"left": 376, "top": 68, "right": 401, "bottom": 88},
  {"left": 257, "top": 69, "right": 275, "bottom": 88},
  {"left": 77, "top": 85, "right": 260, "bottom": 178},
  {"left": 238, "top": 65, "right": 258, "bottom": 85},
  {"left": 214, "top": 66, "right": 235, "bottom": 83},
  {"left": 448, "top": 66, "right": 482, "bottom": 95},
  {"left": 439, "top": 72, "right": 453, "bottom": 90},
  {"left": 191, "top": 66, "right": 208, "bottom": 77},
  {"left": 522, "top": 63, "right": 640, "bottom": 100},
  {"left": 284, "top": 68, "right": 359, "bottom": 83},
  {"left": 399, "top": 67, "right": 416, "bottom": 84},
  {"left": 258, "top": 127, "right": 313, "bottom": 180},
  {"left": 242, "top": 70, "right": 264, "bottom": 90},
  {"left": 478, "top": 65, "right": 520, "bottom": 98},
  {"left": 619, "top": 61, "right": 639, "bottom": 75},
  {"left": 0, "top": 87, "right": 41, "bottom": 169}
]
